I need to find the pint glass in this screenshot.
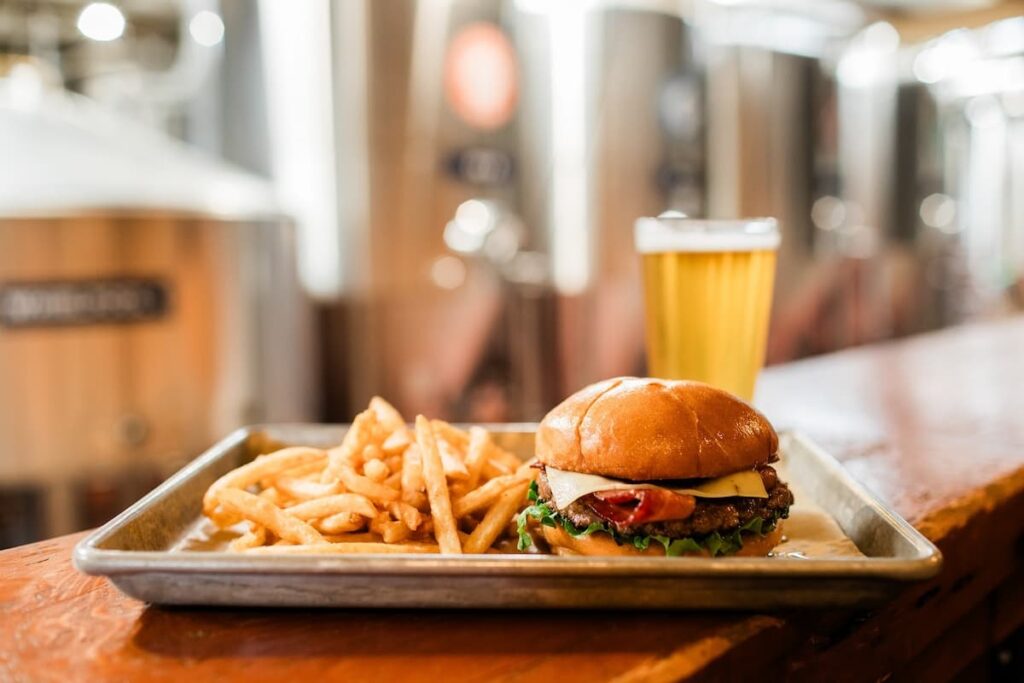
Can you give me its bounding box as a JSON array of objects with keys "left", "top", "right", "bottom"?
[{"left": 635, "top": 215, "right": 779, "bottom": 400}]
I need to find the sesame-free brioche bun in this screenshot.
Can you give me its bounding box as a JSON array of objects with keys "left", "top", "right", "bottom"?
[
  {"left": 536, "top": 377, "right": 778, "bottom": 480},
  {"left": 541, "top": 524, "right": 784, "bottom": 558}
]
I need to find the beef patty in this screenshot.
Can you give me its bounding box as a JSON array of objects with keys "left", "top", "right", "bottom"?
[{"left": 536, "top": 465, "right": 793, "bottom": 539}]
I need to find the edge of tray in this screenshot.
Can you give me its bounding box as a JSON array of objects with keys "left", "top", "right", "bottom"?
[{"left": 74, "top": 425, "right": 942, "bottom": 584}]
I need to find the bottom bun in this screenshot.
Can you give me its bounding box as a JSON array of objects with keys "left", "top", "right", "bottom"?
[{"left": 542, "top": 523, "right": 784, "bottom": 558}]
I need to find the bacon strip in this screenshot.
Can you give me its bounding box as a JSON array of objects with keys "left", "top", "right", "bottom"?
[{"left": 587, "top": 489, "right": 696, "bottom": 529}]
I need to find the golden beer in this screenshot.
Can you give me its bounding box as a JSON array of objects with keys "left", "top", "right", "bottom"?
[{"left": 636, "top": 216, "right": 779, "bottom": 400}]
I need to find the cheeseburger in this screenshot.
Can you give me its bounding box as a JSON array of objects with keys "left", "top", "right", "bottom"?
[{"left": 517, "top": 377, "right": 793, "bottom": 557}]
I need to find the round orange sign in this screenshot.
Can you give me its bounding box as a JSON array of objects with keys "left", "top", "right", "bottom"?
[{"left": 444, "top": 22, "right": 519, "bottom": 130}]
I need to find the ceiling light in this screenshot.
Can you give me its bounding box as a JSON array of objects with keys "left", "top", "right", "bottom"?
[
  {"left": 190, "top": 10, "right": 225, "bottom": 47},
  {"left": 77, "top": 3, "right": 125, "bottom": 42}
]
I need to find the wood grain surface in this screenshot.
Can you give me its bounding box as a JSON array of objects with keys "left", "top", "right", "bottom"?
[{"left": 3, "top": 317, "right": 1024, "bottom": 683}]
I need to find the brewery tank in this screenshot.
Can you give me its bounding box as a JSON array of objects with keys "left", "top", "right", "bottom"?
[{"left": 0, "top": 93, "right": 314, "bottom": 546}]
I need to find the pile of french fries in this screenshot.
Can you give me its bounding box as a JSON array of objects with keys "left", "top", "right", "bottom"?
[{"left": 202, "top": 397, "right": 536, "bottom": 555}]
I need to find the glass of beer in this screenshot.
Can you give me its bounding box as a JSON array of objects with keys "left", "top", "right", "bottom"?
[{"left": 635, "top": 214, "right": 779, "bottom": 401}]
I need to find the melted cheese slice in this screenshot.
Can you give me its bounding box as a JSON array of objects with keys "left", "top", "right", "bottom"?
[{"left": 545, "top": 465, "right": 768, "bottom": 510}]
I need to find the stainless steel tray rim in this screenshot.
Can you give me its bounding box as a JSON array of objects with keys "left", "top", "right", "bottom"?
[
  {"left": 75, "top": 547, "right": 941, "bottom": 580},
  {"left": 72, "top": 424, "right": 944, "bottom": 608}
]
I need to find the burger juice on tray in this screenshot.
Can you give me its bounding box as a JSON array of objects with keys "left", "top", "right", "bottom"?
[{"left": 518, "top": 377, "right": 793, "bottom": 557}]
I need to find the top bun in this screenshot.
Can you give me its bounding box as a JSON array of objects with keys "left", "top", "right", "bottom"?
[{"left": 536, "top": 377, "right": 778, "bottom": 480}]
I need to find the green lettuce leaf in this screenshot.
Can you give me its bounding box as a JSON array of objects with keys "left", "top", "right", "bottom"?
[
  {"left": 569, "top": 520, "right": 607, "bottom": 537},
  {"left": 739, "top": 516, "right": 764, "bottom": 535},
  {"left": 526, "top": 480, "right": 540, "bottom": 503},
  {"left": 654, "top": 536, "right": 704, "bottom": 556}
]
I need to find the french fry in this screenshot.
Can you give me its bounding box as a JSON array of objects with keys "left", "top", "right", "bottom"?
[
  {"left": 338, "top": 463, "right": 400, "bottom": 503},
  {"left": 405, "top": 491, "right": 429, "bottom": 512},
  {"left": 482, "top": 459, "right": 515, "bottom": 479},
  {"left": 382, "top": 523, "right": 412, "bottom": 544},
  {"left": 362, "top": 444, "right": 385, "bottom": 462},
  {"left": 204, "top": 447, "right": 327, "bottom": 524},
  {"left": 437, "top": 440, "right": 470, "bottom": 480},
  {"left": 371, "top": 513, "right": 413, "bottom": 544},
  {"left": 431, "top": 420, "right": 469, "bottom": 449},
  {"left": 259, "top": 487, "right": 288, "bottom": 507},
  {"left": 381, "top": 429, "right": 412, "bottom": 455},
  {"left": 265, "top": 460, "right": 324, "bottom": 487},
  {"left": 451, "top": 474, "right": 525, "bottom": 519},
  {"left": 415, "top": 415, "right": 462, "bottom": 554},
  {"left": 322, "top": 531, "right": 382, "bottom": 543},
  {"left": 321, "top": 409, "right": 376, "bottom": 483},
  {"left": 284, "top": 493, "right": 378, "bottom": 521},
  {"left": 205, "top": 395, "right": 536, "bottom": 556},
  {"left": 516, "top": 456, "right": 539, "bottom": 476},
  {"left": 388, "top": 501, "right": 424, "bottom": 530},
  {"left": 244, "top": 542, "right": 439, "bottom": 555},
  {"left": 216, "top": 488, "right": 325, "bottom": 546},
  {"left": 318, "top": 512, "right": 366, "bottom": 534},
  {"left": 369, "top": 396, "right": 406, "bottom": 432},
  {"left": 363, "top": 458, "right": 390, "bottom": 483},
  {"left": 383, "top": 471, "right": 402, "bottom": 489},
  {"left": 228, "top": 523, "right": 266, "bottom": 551},
  {"left": 463, "top": 481, "right": 530, "bottom": 553},
  {"left": 464, "top": 426, "right": 491, "bottom": 489},
  {"left": 490, "top": 447, "right": 523, "bottom": 471},
  {"left": 275, "top": 477, "right": 342, "bottom": 501},
  {"left": 401, "top": 444, "right": 426, "bottom": 503}
]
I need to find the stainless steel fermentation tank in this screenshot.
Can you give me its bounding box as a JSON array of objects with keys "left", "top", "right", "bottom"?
[
  {"left": 0, "top": 99, "right": 313, "bottom": 546},
  {"left": 318, "top": 1, "right": 1018, "bottom": 421},
  {"left": 321, "top": 1, "right": 705, "bottom": 422},
  {"left": 317, "top": 1, "right": 848, "bottom": 418}
]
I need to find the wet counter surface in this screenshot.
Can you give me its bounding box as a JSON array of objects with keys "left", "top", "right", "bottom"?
[{"left": 3, "top": 316, "right": 1024, "bottom": 682}]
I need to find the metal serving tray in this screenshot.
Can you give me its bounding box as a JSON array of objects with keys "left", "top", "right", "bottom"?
[{"left": 74, "top": 424, "right": 941, "bottom": 610}]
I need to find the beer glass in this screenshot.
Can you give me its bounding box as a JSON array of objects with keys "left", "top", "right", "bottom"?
[{"left": 635, "top": 215, "right": 779, "bottom": 400}]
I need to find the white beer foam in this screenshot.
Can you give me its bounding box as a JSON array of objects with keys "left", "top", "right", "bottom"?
[{"left": 634, "top": 217, "right": 780, "bottom": 253}]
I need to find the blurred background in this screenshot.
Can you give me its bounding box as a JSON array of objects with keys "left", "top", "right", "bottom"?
[{"left": 1, "top": 0, "right": 1022, "bottom": 546}]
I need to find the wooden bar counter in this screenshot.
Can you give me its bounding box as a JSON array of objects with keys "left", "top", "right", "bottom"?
[{"left": 3, "top": 317, "right": 1024, "bottom": 682}]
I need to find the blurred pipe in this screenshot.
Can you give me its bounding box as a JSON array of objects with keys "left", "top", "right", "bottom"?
[
  {"left": 704, "top": 42, "right": 741, "bottom": 217},
  {"left": 963, "top": 95, "right": 1009, "bottom": 296},
  {"left": 548, "top": 2, "right": 592, "bottom": 295},
  {"left": 258, "top": 0, "right": 341, "bottom": 299},
  {"left": 406, "top": 0, "right": 452, "bottom": 151},
  {"left": 835, "top": 22, "right": 900, "bottom": 342},
  {"left": 836, "top": 22, "right": 900, "bottom": 247},
  {"left": 331, "top": 0, "right": 371, "bottom": 295}
]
